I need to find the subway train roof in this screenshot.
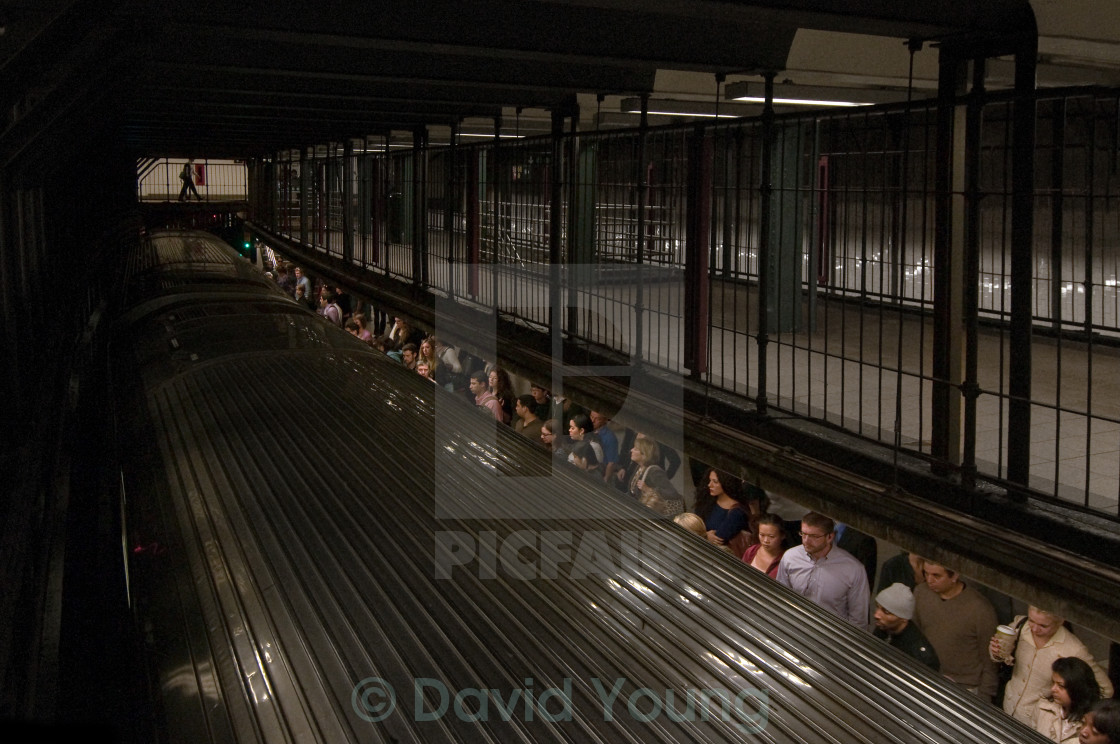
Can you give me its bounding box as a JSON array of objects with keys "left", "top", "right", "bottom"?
[
  {"left": 103, "top": 229, "right": 1053, "bottom": 742},
  {"left": 0, "top": 0, "right": 1039, "bottom": 161}
]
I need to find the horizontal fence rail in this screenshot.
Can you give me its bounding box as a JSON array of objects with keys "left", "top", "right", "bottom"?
[{"left": 251, "top": 87, "right": 1120, "bottom": 520}]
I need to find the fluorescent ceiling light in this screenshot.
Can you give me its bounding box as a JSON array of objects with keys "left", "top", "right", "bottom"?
[
  {"left": 620, "top": 97, "right": 754, "bottom": 119},
  {"left": 730, "top": 96, "right": 870, "bottom": 107},
  {"left": 458, "top": 132, "right": 524, "bottom": 139},
  {"left": 645, "top": 109, "right": 740, "bottom": 118},
  {"left": 724, "top": 80, "right": 873, "bottom": 107},
  {"left": 353, "top": 144, "right": 414, "bottom": 152}
]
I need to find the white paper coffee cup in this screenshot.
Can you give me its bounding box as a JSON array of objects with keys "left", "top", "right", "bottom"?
[{"left": 994, "top": 624, "right": 1018, "bottom": 661}]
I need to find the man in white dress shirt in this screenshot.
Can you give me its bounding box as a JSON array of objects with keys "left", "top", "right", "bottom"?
[{"left": 777, "top": 512, "right": 871, "bottom": 630}]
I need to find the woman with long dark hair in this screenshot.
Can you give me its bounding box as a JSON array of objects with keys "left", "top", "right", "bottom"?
[
  {"left": 488, "top": 366, "right": 515, "bottom": 425},
  {"left": 567, "top": 413, "right": 603, "bottom": 462},
  {"left": 693, "top": 469, "right": 766, "bottom": 552},
  {"left": 1033, "top": 657, "right": 1102, "bottom": 743},
  {"left": 569, "top": 440, "right": 604, "bottom": 480}
]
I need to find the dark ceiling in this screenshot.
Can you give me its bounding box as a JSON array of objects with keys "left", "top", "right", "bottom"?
[{"left": 0, "top": 0, "right": 1037, "bottom": 163}]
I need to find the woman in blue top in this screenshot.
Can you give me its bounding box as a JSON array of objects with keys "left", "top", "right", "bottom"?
[{"left": 693, "top": 469, "right": 766, "bottom": 550}]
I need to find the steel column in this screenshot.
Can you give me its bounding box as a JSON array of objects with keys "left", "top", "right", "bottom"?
[
  {"left": 566, "top": 110, "right": 583, "bottom": 339},
  {"left": 931, "top": 52, "right": 966, "bottom": 467},
  {"left": 685, "top": 128, "right": 711, "bottom": 378},
  {"left": 962, "top": 60, "right": 986, "bottom": 488},
  {"left": 720, "top": 130, "right": 735, "bottom": 277},
  {"left": 342, "top": 141, "right": 353, "bottom": 264},
  {"left": 412, "top": 127, "right": 427, "bottom": 287},
  {"left": 492, "top": 116, "right": 501, "bottom": 308},
  {"left": 1007, "top": 39, "right": 1038, "bottom": 488},
  {"left": 371, "top": 155, "right": 382, "bottom": 266},
  {"left": 356, "top": 155, "right": 370, "bottom": 266},
  {"left": 448, "top": 122, "right": 458, "bottom": 301},
  {"left": 468, "top": 151, "right": 480, "bottom": 298},
  {"left": 549, "top": 109, "right": 564, "bottom": 343},
  {"left": 299, "top": 149, "right": 309, "bottom": 246}
]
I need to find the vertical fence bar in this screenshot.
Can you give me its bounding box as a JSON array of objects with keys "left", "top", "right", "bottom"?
[
  {"left": 299, "top": 148, "right": 310, "bottom": 246},
  {"left": 492, "top": 116, "right": 501, "bottom": 309},
  {"left": 962, "top": 60, "right": 986, "bottom": 488},
  {"left": 448, "top": 123, "right": 459, "bottom": 301},
  {"left": 1007, "top": 39, "right": 1038, "bottom": 489},
  {"left": 686, "top": 126, "right": 711, "bottom": 378},
  {"left": 421, "top": 128, "right": 431, "bottom": 288},
  {"left": 315, "top": 155, "right": 325, "bottom": 251},
  {"left": 1081, "top": 102, "right": 1098, "bottom": 509},
  {"left": 322, "top": 147, "right": 332, "bottom": 254},
  {"left": 633, "top": 95, "right": 649, "bottom": 366},
  {"left": 343, "top": 141, "right": 353, "bottom": 264},
  {"left": 566, "top": 114, "right": 582, "bottom": 340},
  {"left": 729, "top": 126, "right": 747, "bottom": 390},
  {"left": 1083, "top": 108, "right": 1097, "bottom": 335},
  {"left": 932, "top": 52, "right": 963, "bottom": 467},
  {"left": 468, "top": 150, "right": 480, "bottom": 298},
  {"left": 756, "top": 73, "right": 775, "bottom": 415},
  {"left": 371, "top": 153, "right": 382, "bottom": 267},
  {"left": 549, "top": 110, "right": 564, "bottom": 343},
  {"left": 1050, "top": 99, "right": 1066, "bottom": 331},
  {"left": 412, "top": 128, "right": 425, "bottom": 287}
]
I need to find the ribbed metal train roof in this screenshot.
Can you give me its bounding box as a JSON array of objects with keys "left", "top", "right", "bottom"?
[
  {"left": 119, "top": 230, "right": 269, "bottom": 302},
  {"left": 115, "top": 292, "right": 1049, "bottom": 742}
]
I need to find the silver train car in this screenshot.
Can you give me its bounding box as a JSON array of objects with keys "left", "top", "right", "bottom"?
[{"left": 107, "top": 229, "right": 1046, "bottom": 743}]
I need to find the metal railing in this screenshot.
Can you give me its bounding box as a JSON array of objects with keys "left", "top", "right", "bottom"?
[{"left": 253, "top": 87, "right": 1120, "bottom": 518}]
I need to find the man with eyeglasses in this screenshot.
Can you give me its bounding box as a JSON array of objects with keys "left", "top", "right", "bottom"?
[{"left": 776, "top": 512, "right": 871, "bottom": 630}]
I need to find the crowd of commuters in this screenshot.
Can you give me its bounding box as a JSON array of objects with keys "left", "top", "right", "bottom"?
[
  {"left": 274, "top": 257, "right": 1115, "bottom": 742},
  {"left": 760, "top": 512, "right": 1115, "bottom": 741}
]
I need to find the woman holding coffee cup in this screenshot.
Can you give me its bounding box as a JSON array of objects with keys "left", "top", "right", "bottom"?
[{"left": 990, "top": 606, "right": 1112, "bottom": 724}]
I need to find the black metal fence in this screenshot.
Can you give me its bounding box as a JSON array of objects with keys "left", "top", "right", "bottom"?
[{"left": 256, "top": 87, "right": 1120, "bottom": 518}]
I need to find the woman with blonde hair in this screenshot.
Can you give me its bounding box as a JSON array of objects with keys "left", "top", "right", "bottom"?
[
  {"left": 992, "top": 606, "right": 1112, "bottom": 723},
  {"left": 418, "top": 336, "right": 446, "bottom": 385},
  {"left": 622, "top": 433, "right": 683, "bottom": 517},
  {"left": 673, "top": 512, "right": 708, "bottom": 540}
]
